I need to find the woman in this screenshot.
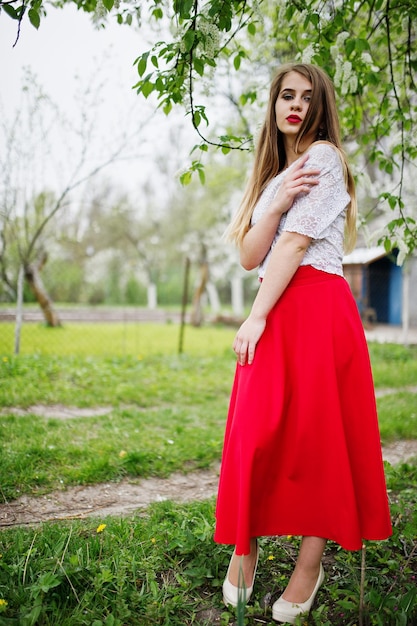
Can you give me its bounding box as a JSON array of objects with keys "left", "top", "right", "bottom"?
[{"left": 214, "top": 63, "right": 392, "bottom": 624}]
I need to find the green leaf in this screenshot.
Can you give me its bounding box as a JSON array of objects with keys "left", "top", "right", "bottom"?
[
  {"left": 198, "top": 168, "right": 206, "bottom": 184},
  {"left": 355, "top": 38, "right": 370, "bottom": 52},
  {"left": 199, "top": 107, "right": 209, "bottom": 125},
  {"left": 310, "top": 13, "right": 319, "bottom": 27},
  {"left": 2, "top": 3, "right": 19, "bottom": 18},
  {"left": 384, "top": 238, "right": 392, "bottom": 253},
  {"left": 102, "top": 0, "right": 114, "bottom": 10},
  {"left": 345, "top": 38, "right": 356, "bottom": 56},
  {"left": 365, "top": 71, "right": 380, "bottom": 86},
  {"left": 388, "top": 196, "right": 397, "bottom": 210},
  {"left": 247, "top": 22, "right": 256, "bottom": 36},
  {"left": 183, "top": 29, "right": 195, "bottom": 52},
  {"left": 152, "top": 7, "right": 163, "bottom": 19},
  {"left": 141, "top": 81, "right": 155, "bottom": 98},
  {"left": 193, "top": 58, "right": 204, "bottom": 76},
  {"left": 174, "top": 0, "right": 194, "bottom": 19},
  {"left": 233, "top": 54, "right": 241, "bottom": 71},
  {"left": 180, "top": 170, "right": 192, "bottom": 185},
  {"left": 137, "top": 52, "right": 149, "bottom": 77},
  {"left": 193, "top": 111, "right": 201, "bottom": 127},
  {"left": 285, "top": 4, "right": 295, "bottom": 20},
  {"left": 37, "top": 571, "right": 61, "bottom": 593},
  {"left": 28, "top": 7, "right": 40, "bottom": 28},
  {"left": 163, "top": 100, "right": 172, "bottom": 115}
]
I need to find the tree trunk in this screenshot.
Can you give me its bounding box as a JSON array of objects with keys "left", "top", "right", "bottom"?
[
  {"left": 14, "top": 264, "right": 24, "bottom": 355},
  {"left": 190, "top": 251, "right": 209, "bottom": 327},
  {"left": 206, "top": 281, "right": 221, "bottom": 315},
  {"left": 147, "top": 282, "right": 157, "bottom": 309},
  {"left": 231, "top": 274, "right": 244, "bottom": 317},
  {"left": 25, "top": 253, "right": 61, "bottom": 327}
]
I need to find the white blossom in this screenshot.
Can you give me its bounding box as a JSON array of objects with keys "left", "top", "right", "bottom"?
[
  {"left": 396, "top": 238, "right": 409, "bottom": 266},
  {"left": 198, "top": 18, "right": 221, "bottom": 59},
  {"left": 94, "top": 0, "right": 107, "bottom": 21},
  {"left": 334, "top": 56, "right": 344, "bottom": 87},
  {"left": 331, "top": 32, "right": 349, "bottom": 59},
  {"left": 301, "top": 44, "right": 316, "bottom": 64},
  {"left": 334, "top": 57, "right": 358, "bottom": 94},
  {"left": 336, "top": 31, "right": 350, "bottom": 47},
  {"left": 361, "top": 52, "right": 373, "bottom": 66}
]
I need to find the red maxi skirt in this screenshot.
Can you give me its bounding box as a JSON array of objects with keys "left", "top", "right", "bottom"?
[{"left": 214, "top": 266, "right": 392, "bottom": 555}]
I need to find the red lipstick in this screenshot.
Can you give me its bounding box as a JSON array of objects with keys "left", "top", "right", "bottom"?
[{"left": 286, "top": 115, "right": 302, "bottom": 123}]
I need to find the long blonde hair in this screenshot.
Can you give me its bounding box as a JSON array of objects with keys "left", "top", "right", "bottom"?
[{"left": 226, "top": 63, "right": 357, "bottom": 253}]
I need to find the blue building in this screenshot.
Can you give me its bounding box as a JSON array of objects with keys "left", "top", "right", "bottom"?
[{"left": 343, "top": 247, "right": 416, "bottom": 327}]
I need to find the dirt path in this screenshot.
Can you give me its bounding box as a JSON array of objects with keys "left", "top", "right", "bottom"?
[
  {"left": 1, "top": 400, "right": 417, "bottom": 528},
  {"left": 1, "top": 440, "right": 416, "bottom": 528},
  {"left": 0, "top": 467, "right": 221, "bottom": 527}
]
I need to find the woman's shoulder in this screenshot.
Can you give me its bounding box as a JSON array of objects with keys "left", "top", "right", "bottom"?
[
  {"left": 306, "top": 140, "right": 341, "bottom": 160},
  {"left": 305, "top": 141, "right": 346, "bottom": 176}
]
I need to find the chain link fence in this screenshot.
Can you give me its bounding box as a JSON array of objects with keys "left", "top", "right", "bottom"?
[{"left": 2, "top": 252, "right": 416, "bottom": 356}]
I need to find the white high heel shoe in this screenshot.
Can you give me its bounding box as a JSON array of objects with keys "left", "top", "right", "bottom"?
[
  {"left": 272, "top": 563, "right": 325, "bottom": 624},
  {"left": 222, "top": 542, "right": 259, "bottom": 607}
]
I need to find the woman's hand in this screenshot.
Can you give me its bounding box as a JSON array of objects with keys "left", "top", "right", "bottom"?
[
  {"left": 268, "top": 153, "right": 320, "bottom": 216},
  {"left": 233, "top": 315, "right": 267, "bottom": 366}
]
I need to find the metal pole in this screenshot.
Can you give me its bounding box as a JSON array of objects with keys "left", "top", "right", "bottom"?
[{"left": 178, "top": 257, "right": 190, "bottom": 354}]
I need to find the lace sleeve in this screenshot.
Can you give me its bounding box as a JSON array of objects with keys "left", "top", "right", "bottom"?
[{"left": 282, "top": 144, "right": 350, "bottom": 240}]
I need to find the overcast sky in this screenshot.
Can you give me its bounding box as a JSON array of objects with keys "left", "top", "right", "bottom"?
[{"left": 0, "top": 6, "right": 194, "bottom": 200}]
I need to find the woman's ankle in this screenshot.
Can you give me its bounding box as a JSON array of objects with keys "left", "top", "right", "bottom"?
[
  {"left": 227, "top": 539, "right": 258, "bottom": 587},
  {"left": 282, "top": 562, "right": 322, "bottom": 603}
]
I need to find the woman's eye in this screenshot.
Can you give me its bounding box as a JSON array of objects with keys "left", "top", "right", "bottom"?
[{"left": 283, "top": 94, "right": 293, "bottom": 100}]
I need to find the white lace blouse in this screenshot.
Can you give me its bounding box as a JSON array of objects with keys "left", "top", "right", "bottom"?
[{"left": 251, "top": 143, "right": 351, "bottom": 278}]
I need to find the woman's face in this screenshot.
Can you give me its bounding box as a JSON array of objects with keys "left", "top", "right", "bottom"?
[{"left": 275, "top": 71, "right": 317, "bottom": 143}]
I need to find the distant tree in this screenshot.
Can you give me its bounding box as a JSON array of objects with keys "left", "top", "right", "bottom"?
[{"left": 0, "top": 71, "right": 153, "bottom": 341}]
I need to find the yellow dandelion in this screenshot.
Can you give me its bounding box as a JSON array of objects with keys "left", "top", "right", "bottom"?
[
  {"left": 287, "top": 535, "right": 293, "bottom": 539},
  {"left": 96, "top": 523, "right": 106, "bottom": 533},
  {"left": 151, "top": 537, "right": 156, "bottom": 544},
  {"left": 2, "top": 357, "right": 8, "bottom": 363},
  {"left": 267, "top": 554, "right": 275, "bottom": 560},
  {"left": 0, "top": 599, "right": 7, "bottom": 607},
  {"left": 119, "top": 450, "right": 127, "bottom": 458}
]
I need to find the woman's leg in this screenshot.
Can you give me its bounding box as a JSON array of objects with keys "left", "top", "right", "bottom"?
[
  {"left": 281, "top": 536, "right": 326, "bottom": 603},
  {"left": 226, "top": 537, "right": 258, "bottom": 587}
]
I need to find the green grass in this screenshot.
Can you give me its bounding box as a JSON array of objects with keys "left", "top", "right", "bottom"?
[
  {"left": 0, "top": 403, "right": 225, "bottom": 500},
  {"left": 0, "top": 324, "right": 416, "bottom": 624},
  {"left": 0, "top": 352, "right": 235, "bottom": 408},
  {"left": 0, "top": 330, "right": 416, "bottom": 500},
  {"left": 0, "top": 470, "right": 416, "bottom": 625},
  {"left": 377, "top": 391, "right": 417, "bottom": 440},
  {"left": 0, "top": 321, "right": 236, "bottom": 357},
  {"left": 369, "top": 342, "right": 417, "bottom": 389}
]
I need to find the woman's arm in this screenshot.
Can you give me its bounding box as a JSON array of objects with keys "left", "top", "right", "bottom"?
[
  {"left": 233, "top": 230, "right": 311, "bottom": 366},
  {"left": 239, "top": 154, "right": 319, "bottom": 270}
]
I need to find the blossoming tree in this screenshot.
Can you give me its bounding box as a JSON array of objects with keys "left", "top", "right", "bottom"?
[{"left": 1, "top": 0, "right": 416, "bottom": 256}]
